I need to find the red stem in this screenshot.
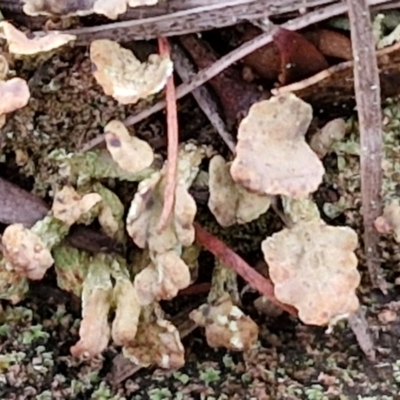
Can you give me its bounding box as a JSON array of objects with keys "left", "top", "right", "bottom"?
[{"left": 194, "top": 222, "right": 297, "bottom": 316}]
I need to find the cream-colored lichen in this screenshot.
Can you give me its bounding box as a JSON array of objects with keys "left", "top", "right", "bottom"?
[
  {"left": 70, "top": 255, "right": 113, "bottom": 358},
  {"left": 0, "top": 77, "right": 29, "bottom": 113},
  {"left": 262, "top": 217, "right": 360, "bottom": 325},
  {"left": 90, "top": 39, "right": 172, "bottom": 104},
  {"left": 230, "top": 94, "right": 325, "bottom": 197},
  {"left": 309, "top": 118, "right": 346, "bottom": 159},
  {"left": 0, "top": 21, "right": 76, "bottom": 55},
  {"left": 374, "top": 200, "right": 400, "bottom": 242},
  {"left": 1, "top": 223, "right": 54, "bottom": 281},
  {"left": 128, "top": 143, "right": 206, "bottom": 304},
  {"left": 52, "top": 186, "right": 102, "bottom": 227},
  {"left": 23, "top": 0, "right": 158, "bottom": 19},
  {"left": 49, "top": 149, "right": 157, "bottom": 187},
  {"left": 134, "top": 251, "right": 191, "bottom": 305},
  {"left": 104, "top": 119, "right": 154, "bottom": 174},
  {"left": 208, "top": 155, "right": 271, "bottom": 226},
  {"left": 123, "top": 303, "right": 184, "bottom": 369},
  {"left": 111, "top": 259, "right": 141, "bottom": 347},
  {"left": 190, "top": 293, "right": 258, "bottom": 351}
]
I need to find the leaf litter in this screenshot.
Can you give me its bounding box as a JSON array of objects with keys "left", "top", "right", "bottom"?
[{"left": 3, "top": 4, "right": 400, "bottom": 398}]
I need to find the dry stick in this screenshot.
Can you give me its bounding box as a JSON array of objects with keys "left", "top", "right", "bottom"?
[
  {"left": 347, "top": 0, "right": 386, "bottom": 292},
  {"left": 27, "top": 0, "right": 338, "bottom": 43},
  {"left": 82, "top": 0, "right": 390, "bottom": 151},
  {"left": 171, "top": 43, "right": 236, "bottom": 153},
  {"left": 156, "top": 37, "right": 179, "bottom": 233},
  {"left": 194, "top": 222, "right": 297, "bottom": 316}
]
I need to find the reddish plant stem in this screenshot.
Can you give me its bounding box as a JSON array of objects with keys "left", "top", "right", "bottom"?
[
  {"left": 157, "top": 37, "right": 179, "bottom": 233},
  {"left": 194, "top": 222, "right": 297, "bottom": 316}
]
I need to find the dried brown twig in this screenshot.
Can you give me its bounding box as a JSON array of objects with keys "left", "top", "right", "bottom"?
[
  {"left": 16, "top": 0, "right": 338, "bottom": 42},
  {"left": 347, "top": 0, "right": 386, "bottom": 292},
  {"left": 82, "top": 0, "right": 391, "bottom": 151}
]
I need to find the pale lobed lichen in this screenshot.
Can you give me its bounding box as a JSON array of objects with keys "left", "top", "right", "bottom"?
[
  {"left": 90, "top": 39, "right": 173, "bottom": 104},
  {"left": 230, "top": 93, "right": 325, "bottom": 198},
  {"left": 262, "top": 197, "right": 360, "bottom": 326},
  {"left": 208, "top": 154, "right": 271, "bottom": 227},
  {"left": 128, "top": 143, "right": 206, "bottom": 304}
]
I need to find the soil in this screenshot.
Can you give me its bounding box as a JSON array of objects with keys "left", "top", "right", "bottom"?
[{"left": 1, "top": 23, "right": 400, "bottom": 400}]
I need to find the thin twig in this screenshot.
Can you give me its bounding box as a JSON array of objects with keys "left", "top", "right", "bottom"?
[
  {"left": 157, "top": 37, "right": 179, "bottom": 233},
  {"left": 347, "top": 0, "right": 386, "bottom": 292},
  {"left": 171, "top": 43, "right": 236, "bottom": 153},
  {"left": 194, "top": 222, "right": 297, "bottom": 316}
]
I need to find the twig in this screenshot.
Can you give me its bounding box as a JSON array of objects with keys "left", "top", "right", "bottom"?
[
  {"left": 82, "top": 0, "right": 390, "bottom": 151},
  {"left": 347, "top": 0, "right": 386, "bottom": 292},
  {"left": 194, "top": 222, "right": 297, "bottom": 316},
  {"left": 157, "top": 37, "right": 179, "bottom": 233},
  {"left": 24, "top": 0, "right": 339, "bottom": 43},
  {"left": 348, "top": 309, "right": 376, "bottom": 361},
  {"left": 171, "top": 43, "right": 236, "bottom": 153}
]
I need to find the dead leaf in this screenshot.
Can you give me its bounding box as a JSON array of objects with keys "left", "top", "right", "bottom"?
[
  {"left": 304, "top": 29, "right": 353, "bottom": 61},
  {"left": 208, "top": 155, "right": 271, "bottom": 227},
  {"left": 2, "top": 223, "right": 54, "bottom": 280},
  {"left": 104, "top": 120, "right": 154, "bottom": 174},
  {"left": 90, "top": 39, "right": 173, "bottom": 104},
  {"left": 274, "top": 41, "right": 400, "bottom": 111},
  {"left": 239, "top": 26, "right": 350, "bottom": 82},
  {"left": 190, "top": 294, "right": 259, "bottom": 351},
  {"left": 239, "top": 24, "right": 281, "bottom": 81},
  {"left": 273, "top": 27, "right": 329, "bottom": 85},
  {"left": 230, "top": 94, "right": 325, "bottom": 197},
  {"left": 262, "top": 220, "right": 360, "bottom": 325},
  {"left": 0, "top": 21, "right": 76, "bottom": 55}
]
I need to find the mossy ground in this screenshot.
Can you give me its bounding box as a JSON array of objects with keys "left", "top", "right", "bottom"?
[{"left": 1, "top": 37, "right": 400, "bottom": 400}]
